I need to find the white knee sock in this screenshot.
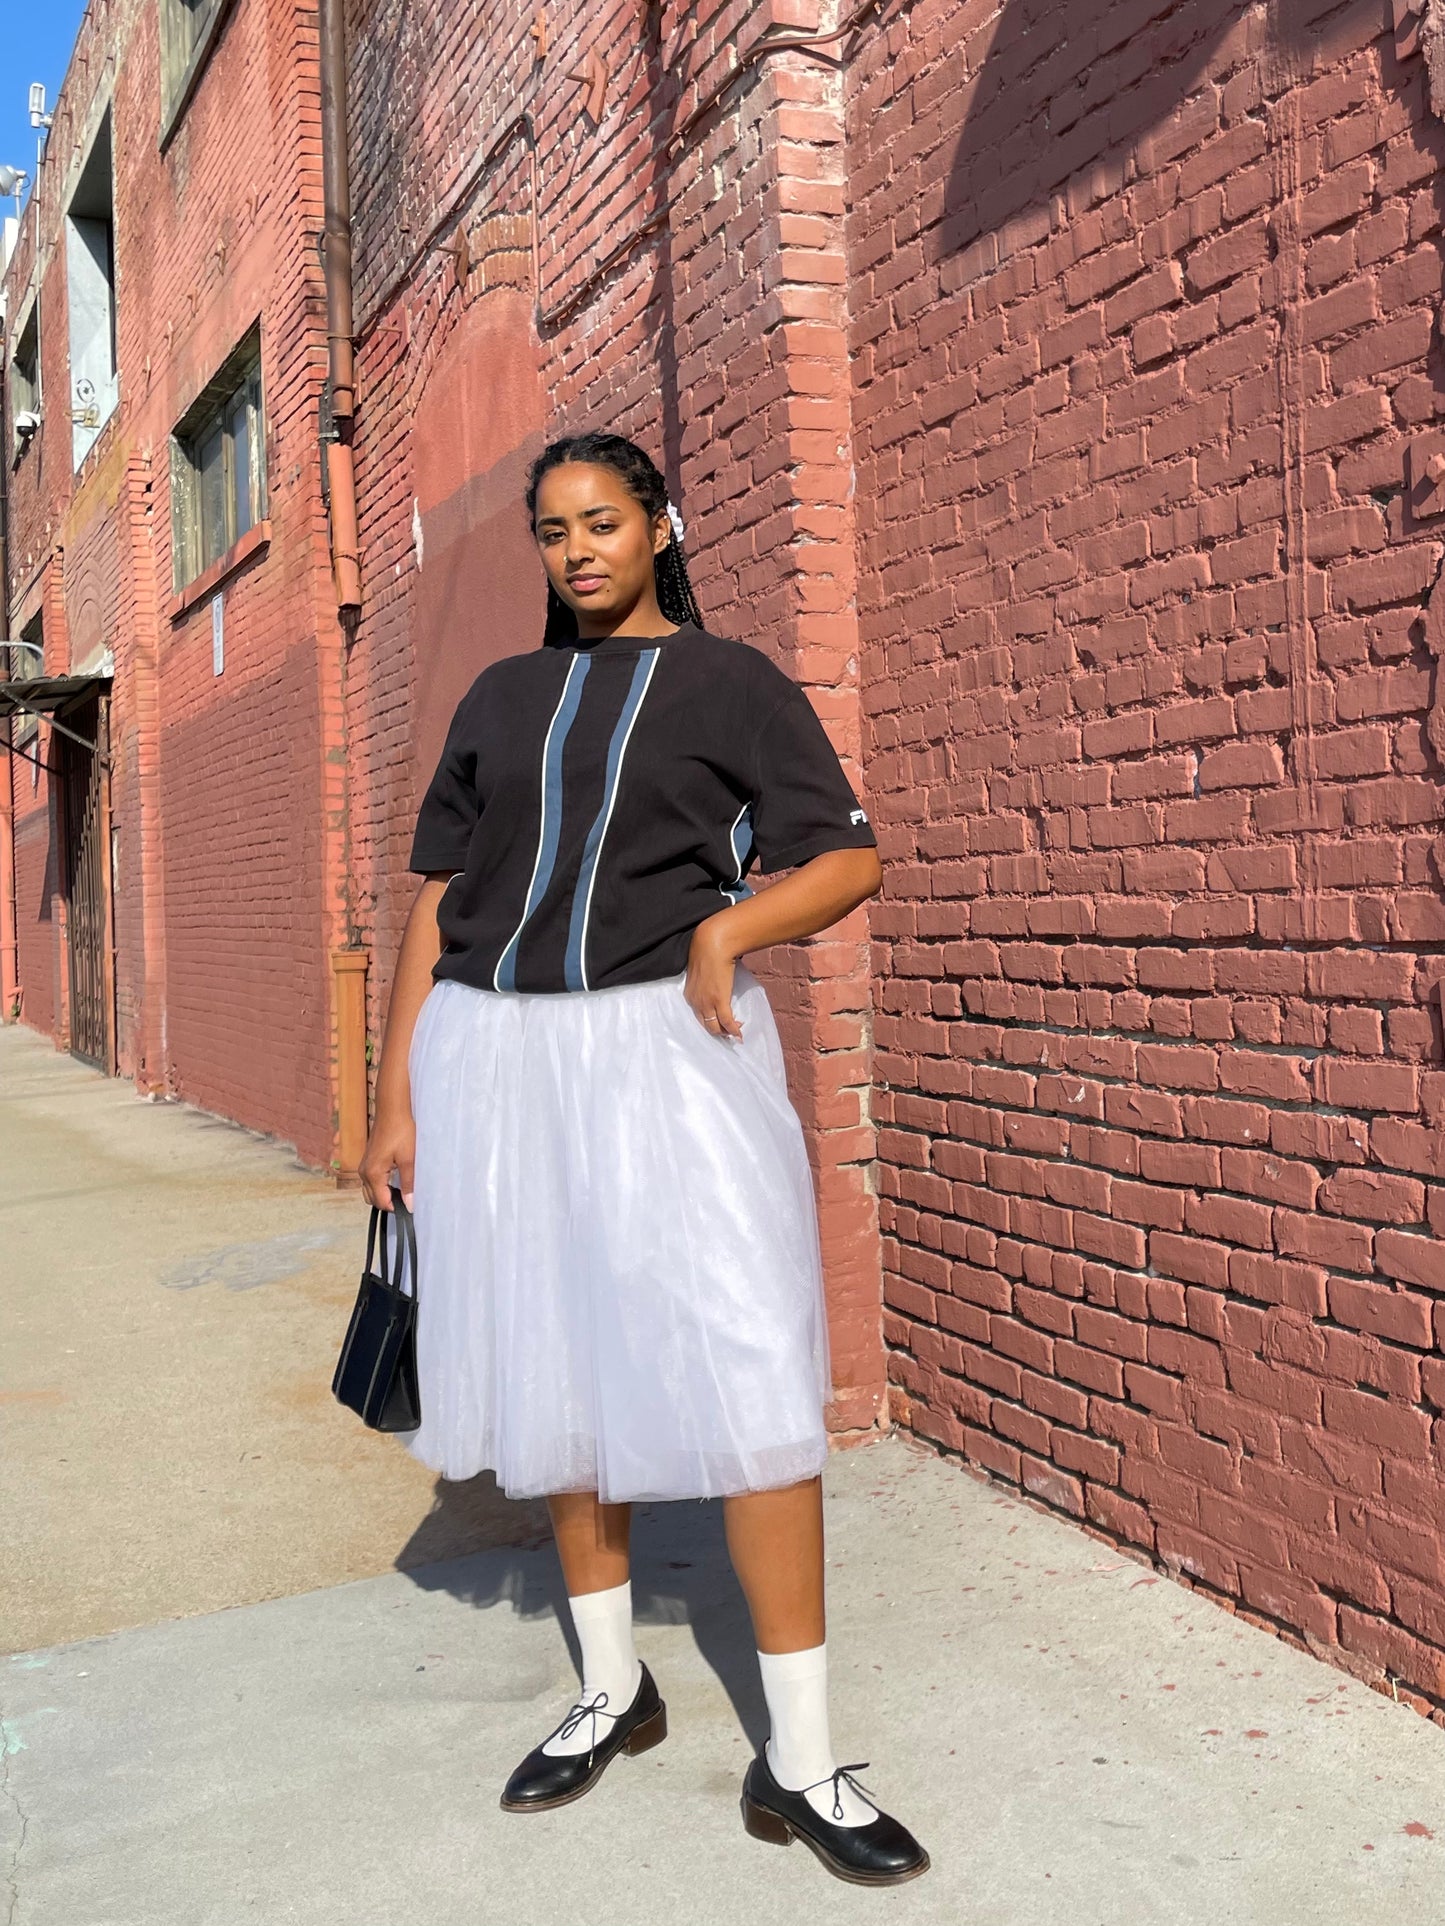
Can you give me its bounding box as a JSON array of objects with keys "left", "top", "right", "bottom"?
[
  {"left": 542, "top": 1579, "right": 643, "bottom": 1756},
  {"left": 757, "top": 1643, "right": 875, "bottom": 1827}
]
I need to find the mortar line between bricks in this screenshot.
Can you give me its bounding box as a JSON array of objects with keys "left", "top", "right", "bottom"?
[
  {"left": 887, "top": 1048, "right": 1395, "bottom": 1122},
  {"left": 880, "top": 994, "right": 1424, "bottom": 1071},
  {"left": 876, "top": 1071, "right": 1441, "bottom": 1285},
  {"left": 878, "top": 1109, "right": 1417, "bottom": 1206},
  {"left": 886, "top": 1261, "right": 1445, "bottom": 1404},
  {"left": 886, "top": 932, "right": 1445, "bottom": 955},
  {"left": 878, "top": 1048, "right": 1416, "bottom": 1157},
  {"left": 882, "top": 1149, "right": 1426, "bottom": 1253},
  {"left": 896, "top": 1009, "right": 1341, "bottom": 1056},
  {"left": 1269, "top": 63, "right": 1329, "bottom": 947},
  {"left": 879, "top": 1148, "right": 1426, "bottom": 1276},
  {"left": 884, "top": 1248, "right": 1443, "bottom": 1375}
]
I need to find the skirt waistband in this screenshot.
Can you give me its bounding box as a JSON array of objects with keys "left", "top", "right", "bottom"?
[{"left": 431, "top": 963, "right": 755, "bottom": 1003}]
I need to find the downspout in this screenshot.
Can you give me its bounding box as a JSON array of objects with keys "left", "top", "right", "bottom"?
[
  {"left": 0, "top": 316, "right": 19, "bottom": 1020},
  {"left": 318, "top": 0, "right": 368, "bottom": 1179},
  {"left": 319, "top": 0, "right": 361, "bottom": 616}
]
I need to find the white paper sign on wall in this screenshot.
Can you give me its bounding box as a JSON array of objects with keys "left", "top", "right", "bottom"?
[{"left": 212, "top": 592, "right": 224, "bottom": 677}]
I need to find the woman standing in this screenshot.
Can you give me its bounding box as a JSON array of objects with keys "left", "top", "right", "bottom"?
[{"left": 360, "top": 432, "right": 928, "bottom": 1886}]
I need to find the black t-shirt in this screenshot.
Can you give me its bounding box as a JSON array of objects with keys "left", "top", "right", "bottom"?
[{"left": 408, "top": 621, "right": 879, "bottom": 994}]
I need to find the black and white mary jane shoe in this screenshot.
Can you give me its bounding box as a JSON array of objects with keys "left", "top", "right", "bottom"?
[
  {"left": 499, "top": 1662, "right": 667, "bottom": 1812},
  {"left": 740, "top": 1746, "right": 930, "bottom": 1885}
]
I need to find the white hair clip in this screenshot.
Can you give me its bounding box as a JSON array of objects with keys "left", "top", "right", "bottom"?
[{"left": 666, "top": 500, "right": 686, "bottom": 546}]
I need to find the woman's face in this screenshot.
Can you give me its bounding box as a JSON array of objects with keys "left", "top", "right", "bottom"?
[{"left": 533, "top": 462, "right": 670, "bottom": 632}]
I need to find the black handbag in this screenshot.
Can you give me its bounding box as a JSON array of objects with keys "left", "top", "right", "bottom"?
[{"left": 332, "top": 1187, "right": 421, "bottom": 1431}]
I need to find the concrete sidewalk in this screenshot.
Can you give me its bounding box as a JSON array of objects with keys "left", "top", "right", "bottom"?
[
  {"left": 4, "top": 1438, "right": 1444, "bottom": 1926},
  {"left": 3, "top": 1021, "right": 1444, "bottom": 1924},
  {"left": 0, "top": 1023, "right": 549, "bottom": 1654}
]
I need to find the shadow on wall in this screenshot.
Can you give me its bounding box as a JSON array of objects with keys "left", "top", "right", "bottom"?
[
  {"left": 410, "top": 289, "right": 548, "bottom": 795},
  {"left": 40, "top": 801, "right": 60, "bottom": 925},
  {"left": 941, "top": 0, "right": 1380, "bottom": 265}
]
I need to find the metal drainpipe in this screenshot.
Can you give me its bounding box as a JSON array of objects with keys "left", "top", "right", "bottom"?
[
  {"left": 319, "top": 0, "right": 362, "bottom": 616},
  {"left": 0, "top": 317, "right": 20, "bottom": 1020},
  {"left": 318, "top": 0, "right": 368, "bottom": 1180}
]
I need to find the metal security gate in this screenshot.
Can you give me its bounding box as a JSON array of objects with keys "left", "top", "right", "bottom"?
[{"left": 61, "top": 698, "right": 112, "bottom": 1071}]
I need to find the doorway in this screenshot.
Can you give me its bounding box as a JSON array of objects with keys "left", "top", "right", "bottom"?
[{"left": 59, "top": 696, "right": 113, "bottom": 1071}]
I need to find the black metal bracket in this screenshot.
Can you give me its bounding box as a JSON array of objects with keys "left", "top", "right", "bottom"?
[
  {"left": 1, "top": 730, "right": 57, "bottom": 775},
  {"left": 0, "top": 690, "right": 111, "bottom": 767},
  {"left": 319, "top": 377, "right": 336, "bottom": 511}
]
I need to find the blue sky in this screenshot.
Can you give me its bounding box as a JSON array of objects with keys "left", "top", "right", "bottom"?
[{"left": 1, "top": 0, "right": 87, "bottom": 213}]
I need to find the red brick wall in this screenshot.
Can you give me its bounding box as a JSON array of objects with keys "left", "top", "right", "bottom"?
[
  {"left": 13, "top": 0, "right": 1444, "bottom": 1709},
  {"left": 850, "top": 0, "right": 1445, "bottom": 1708},
  {"left": 3, "top": 0, "right": 345, "bottom": 1163},
  {"left": 7, "top": 750, "right": 61, "bottom": 1039},
  {"left": 345, "top": 0, "right": 886, "bottom": 1428},
  {"left": 4, "top": 147, "right": 74, "bottom": 1048}
]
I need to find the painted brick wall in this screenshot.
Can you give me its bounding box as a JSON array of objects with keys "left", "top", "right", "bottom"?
[
  {"left": 13, "top": 0, "right": 1445, "bottom": 1711},
  {"left": 345, "top": 0, "right": 886, "bottom": 1429},
  {"left": 4, "top": 135, "right": 76, "bottom": 1050},
  {"left": 849, "top": 0, "right": 1445, "bottom": 1711},
  {"left": 3, "top": 0, "right": 345, "bottom": 1164}
]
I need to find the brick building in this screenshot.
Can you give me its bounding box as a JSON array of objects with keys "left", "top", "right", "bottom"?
[
  {"left": 0, "top": 0, "right": 345, "bottom": 1164},
  {"left": 847, "top": 0, "right": 1445, "bottom": 1711},
  {"left": 8, "top": 0, "right": 1445, "bottom": 1716}
]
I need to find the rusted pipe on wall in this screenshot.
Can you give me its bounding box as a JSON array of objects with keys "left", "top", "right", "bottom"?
[
  {"left": 0, "top": 318, "right": 19, "bottom": 1020},
  {"left": 0, "top": 318, "right": 9, "bottom": 623},
  {"left": 0, "top": 742, "right": 15, "bottom": 1020},
  {"left": 318, "top": 0, "right": 368, "bottom": 1179},
  {"left": 331, "top": 948, "right": 369, "bottom": 1180},
  {"left": 319, "top": 0, "right": 362, "bottom": 616}
]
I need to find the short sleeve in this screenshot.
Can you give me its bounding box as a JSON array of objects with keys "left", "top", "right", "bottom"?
[
  {"left": 409, "top": 690, "right": 482, "bottom": 873},
  {"left": 748, "top": 680, "right": 879, "bottom": 874}
]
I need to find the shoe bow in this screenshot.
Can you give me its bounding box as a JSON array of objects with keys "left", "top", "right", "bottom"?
[
  {"left": 548, "top": 1688, "right": 613, "bottom": 1755},
  {"left": 797, "top": 1759, "right": 875, "bottom": 1822}
]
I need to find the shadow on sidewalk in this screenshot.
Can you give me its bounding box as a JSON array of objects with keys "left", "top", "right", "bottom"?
[{"left": 395, "top": 1477, "right": 769, "bottom": 1749}]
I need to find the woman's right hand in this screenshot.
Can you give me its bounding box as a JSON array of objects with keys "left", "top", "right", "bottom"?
[{"left": 360, "top": 1107, "right": 416, "bottom": 1211}]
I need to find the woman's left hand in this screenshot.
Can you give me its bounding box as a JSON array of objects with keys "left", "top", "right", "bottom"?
[{"left": 685, "top": 917, "right": 744, "bottom": 1040}]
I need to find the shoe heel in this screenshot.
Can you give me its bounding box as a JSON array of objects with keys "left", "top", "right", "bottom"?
[
  {"left": 741, "top": 1794, "right": 793, "bottom": 1847},
  {"left": 623, "top": 1702, "right": 667, "bottom": 1756}
]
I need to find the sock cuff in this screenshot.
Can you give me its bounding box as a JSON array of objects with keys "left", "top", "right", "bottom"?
[
  {"left": 567, "top": 1578, "right": 632, "bottom": 1622},
  {"left": 757, "top": 1641, "right": 827, "bottom": 1684}
]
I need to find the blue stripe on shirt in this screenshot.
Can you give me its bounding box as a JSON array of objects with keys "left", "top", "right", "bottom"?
[
  {"left": 565, "top": 649, "right": 660, "bottom": 990},
  {"left": 493, "top": 652, "right": 591, "bottom": 991}
]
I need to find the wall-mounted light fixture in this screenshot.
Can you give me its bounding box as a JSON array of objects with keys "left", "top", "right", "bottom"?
[{"left": 0, "top": 164, "right": 28, "bottom": 217}]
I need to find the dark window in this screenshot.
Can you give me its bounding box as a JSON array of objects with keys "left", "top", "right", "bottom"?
[
  {"left": 170, "top": 327, "right": 266, "bottom": 589},
  {"left": 10, "top": 301, "right": 40, "bottom": 417},
  {"left": 66, "top": 112, "right": 118, "bottom": 471},
  {"left": 160, "top": 0, "right": 236, "bottom": 140},
  {"left": 8, "top": 298, "right": 39, "bottom": 460}
]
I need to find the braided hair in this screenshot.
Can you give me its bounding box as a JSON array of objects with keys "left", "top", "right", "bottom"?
[{"left": 524, "top": 432, "right": 704, "bottom": 647}]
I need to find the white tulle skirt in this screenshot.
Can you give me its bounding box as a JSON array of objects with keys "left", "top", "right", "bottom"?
[{"left": 400, "top": 963, "right": 834, "bottom": 1503}]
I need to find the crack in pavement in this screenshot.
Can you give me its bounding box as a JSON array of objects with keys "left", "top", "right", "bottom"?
[{"left": 0, "top": 1700, "right": 29, "bottom": 1926}]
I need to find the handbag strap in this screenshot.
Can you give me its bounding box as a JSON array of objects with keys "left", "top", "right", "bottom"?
[{"left": 375, "top": 1184, "right": 419, "bottom": 1302}]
